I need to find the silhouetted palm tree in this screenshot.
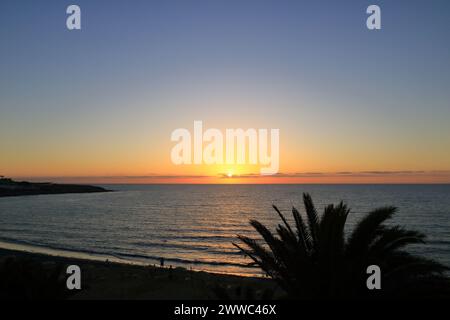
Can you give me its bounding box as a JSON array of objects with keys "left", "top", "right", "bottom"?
[{"left": 234, "top": 193, "right": 450, "bottom": 299}]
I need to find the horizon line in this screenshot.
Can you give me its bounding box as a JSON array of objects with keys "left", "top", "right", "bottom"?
[{"left": 6, "top": 170, "right": 450, "bottom": 185}]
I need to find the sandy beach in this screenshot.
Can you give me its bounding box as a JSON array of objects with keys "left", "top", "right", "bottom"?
[{"left": 0, "top": 247, "right": 278, "bottom": 300}]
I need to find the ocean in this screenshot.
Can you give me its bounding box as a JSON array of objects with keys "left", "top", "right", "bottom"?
[{"left": 0, "top": 184, "right": 449, "bottom": 276}]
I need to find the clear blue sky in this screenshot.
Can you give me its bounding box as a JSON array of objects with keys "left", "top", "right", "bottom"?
[{"left": 1, "top": 0, "right": 450, "bottom": 180}]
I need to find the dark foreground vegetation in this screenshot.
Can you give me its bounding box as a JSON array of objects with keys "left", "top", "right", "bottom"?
[{"left": 235, "top": 193, "right": 450, "bottom": 299}]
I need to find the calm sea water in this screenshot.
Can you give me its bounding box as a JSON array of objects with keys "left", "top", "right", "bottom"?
[{"left": 0, "top": 185, "right": 449, "bottom": 276}]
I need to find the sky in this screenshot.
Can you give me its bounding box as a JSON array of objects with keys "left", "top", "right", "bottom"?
[{"left": 1, "top": 0, "right": 450, "bottom": 183}]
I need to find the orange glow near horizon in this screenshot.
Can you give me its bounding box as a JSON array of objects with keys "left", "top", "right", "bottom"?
[
  {"left": 13, "top": 171, "right": 450, "bottom": 185},
  {"left": 3, "top": 120, "right": 450, "bottom": 184}
]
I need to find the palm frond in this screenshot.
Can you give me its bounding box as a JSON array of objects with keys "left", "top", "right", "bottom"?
[
  {"left": 302, "top": 193, "right": 320, "bottom": 249},
  {"left": 346, "top": 206, "right": 397, "bottom": 258},
  {"left": 369, "top": 226, "right": 425, "bottom": 258},
  {"left": 292, "top": 206, "right": 312, "bottom": 252}
]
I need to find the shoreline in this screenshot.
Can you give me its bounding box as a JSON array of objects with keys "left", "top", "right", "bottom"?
[
  {"left": 0, "top": 245, "right": 277, "bottom": 300},
  {"left": 0, "top": 240, "right": 145, "bottom": 267},
  {"left": 0, "top": 240, "right": 259, "bottom": 278}
]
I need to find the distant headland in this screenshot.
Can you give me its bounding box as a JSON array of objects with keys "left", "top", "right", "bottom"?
[{"left": 0, "top": 176, "right": 111, "bottom": 197}]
